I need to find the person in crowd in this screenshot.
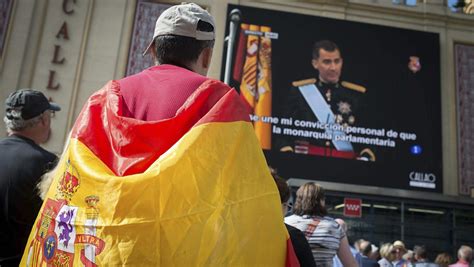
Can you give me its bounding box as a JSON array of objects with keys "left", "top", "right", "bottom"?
[
  {"left": 379, "top": 243, "right": 395, "bottom": 267},
  {"left": 356, "top": 239, "right": 367, "bottom": 253},
  {"left": 360, "top": 240, "right": 381, "bottom": 267},
  {"left": 39, "top": 6, "right": 216, "bottom": 196},
  {"left": 271, "top": 168, "right": 316, "bottom": 267},
  {"left": 449, "top": 245, "right": 472, "bottom": 267},
  {"left": 0, "top": 89, "right": 60, "bottom": 266},
  {"left": 370, "top": 244, "right": 381, "bottom": 261},
  {"left": 25, "top": 3, "right": 296, "bottom": 266},
  {"left": 285, "top": 182, "right": 358, "bottom": 267},
  {"left": 413, "top": 245, "right": 439, "bottom": 267},
  {"left": 404, "top": 249, "right": 415, "bottom": 264},
  {"left": 392, "top": 240, "right": 409, "bottom": 267},
  {"left": 435, "top": 252, "right": 453, "bottom": 267},
  {"left": 333, "top": 218, "right": 363, "bottom": 267}
]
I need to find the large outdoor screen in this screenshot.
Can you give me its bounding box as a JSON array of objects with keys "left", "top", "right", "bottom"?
[{"left": 222, "top": 4, "right": 442, "bottom": 192}]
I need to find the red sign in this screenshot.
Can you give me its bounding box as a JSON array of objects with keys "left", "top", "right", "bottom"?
[{"left": 343, "top": 198, "right": 362, "bottom": 217}]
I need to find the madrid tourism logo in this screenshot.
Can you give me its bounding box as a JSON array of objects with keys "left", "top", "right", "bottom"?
[{"left": 409, "top": 171, "right": 436, "bottom": 189}]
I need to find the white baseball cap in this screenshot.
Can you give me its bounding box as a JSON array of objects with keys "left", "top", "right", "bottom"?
[{"left": 143, "top": 3, "right": 215, "bottom": 56}]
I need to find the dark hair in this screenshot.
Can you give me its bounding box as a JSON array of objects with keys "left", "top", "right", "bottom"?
[
  {"left": 414, "top": 245, "right": 428, "bottom": 259},
  {"left": 270, "top": 167, "right": 289, "bottom": 203},
  {"left": 361, "top": 241, "right": 373, "bottom": 256},
  {"left": 312, "top": 40, "right": 340, "bottom": 60},
  {"left": 435, "top": 252, "right": 453, "bottom": 267},
  {"left": 293, "top": 182, "right": 327, "bottom": 216},
  {"left": 154, "top": 20, "right": 215, "bottom": 68}
]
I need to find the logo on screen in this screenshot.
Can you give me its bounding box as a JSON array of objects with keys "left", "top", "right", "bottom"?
[{"left": 409, "top": 171, "right": 436, "bottom": 189}]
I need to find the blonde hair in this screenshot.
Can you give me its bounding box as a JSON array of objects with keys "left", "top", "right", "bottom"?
[
  {"left": 380, "top": 243, "right": 395, "bottom": 261},
  {"left": 37, "top": 133, "right": 71, "bottom": 200}
]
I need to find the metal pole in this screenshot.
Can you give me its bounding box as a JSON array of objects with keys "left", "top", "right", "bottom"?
[
  {"left": 401, "top": 201, "right": 405, "bottom": 241},
  {"left": 452, "top": 209, "right": 456, "bottom": 255},
  {"left": 224, "top": 9, "right": 242, "bottom": 85}
]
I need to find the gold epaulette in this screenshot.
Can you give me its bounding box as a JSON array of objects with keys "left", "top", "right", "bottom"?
[
  {"left": 341, "top": 81, "right": 366, "bottom": 93},
  {"left": 292, "top": 78, "right": 317, "bottom": 87},
  {"left": 280, "top": 146, "right": 294, "bottom": 152}
]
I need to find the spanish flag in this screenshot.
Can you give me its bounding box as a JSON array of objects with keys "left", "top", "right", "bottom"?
[
  {"left": 235, "top": 24, "right": 273, "bottom": 150},
  {"left": 21, "top": 80, "right": 298, "bottom": 266}
]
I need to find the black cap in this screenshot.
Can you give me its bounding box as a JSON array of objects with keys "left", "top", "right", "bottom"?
[{"left": 5, "top": 89, "right": 61, "bottom": 120}]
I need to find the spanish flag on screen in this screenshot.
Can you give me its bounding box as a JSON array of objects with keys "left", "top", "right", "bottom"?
[
  {"left": 21, "top": 80, "right": 298, "bottom": 266},
  {"left": 234, "top": 23, "right": 273, "bottom": 150}
]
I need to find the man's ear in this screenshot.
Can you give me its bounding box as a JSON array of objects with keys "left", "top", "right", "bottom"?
[
  {"left": 201, "top": 47, "right": 213, "bottom": 69},
  {"left": 40, "top": 112, "right": 48, "bottom": 125},
  {"left": 150, "top": 43, "right": 158, "bottom": 64},
  {"left": 311, "top": 59, "right": 319, "bottom": 70}
]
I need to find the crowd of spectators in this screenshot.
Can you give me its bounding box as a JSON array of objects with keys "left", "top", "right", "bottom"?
[{"left": 272, "top": 172, "right": 474, "bottom": 267}]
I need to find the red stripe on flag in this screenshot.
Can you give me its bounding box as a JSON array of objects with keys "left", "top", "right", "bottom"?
[
  {"left": 286, "top": 237, "right": 300, "bottom": 267},
  {"left": 243, "top": 62, "right": 257, "bottom": 75},
  {"left": 232, "top": 28, "right": 248, "bottom": 82},
  {"left": 243, "top": 68, "right": 257, "bottom": 81},
  {"left": 71, "top": 79, "right": 250, "bottom": 176}
]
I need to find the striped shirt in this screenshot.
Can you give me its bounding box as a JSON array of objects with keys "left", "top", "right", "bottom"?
[{"left": 285, "top": 215, "right": 345, "bottom": 267}]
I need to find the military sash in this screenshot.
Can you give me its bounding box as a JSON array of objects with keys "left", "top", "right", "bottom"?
[{"left": 295, "top": 81, "right": 353, "bottom": 152}]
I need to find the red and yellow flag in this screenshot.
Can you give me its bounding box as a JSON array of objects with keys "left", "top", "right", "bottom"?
[
  {"left": 21, "top": 80, "right": 298, "bottom": 266},
  {"left": 235, "top": 24, "right": 273, "bottom": 150}
]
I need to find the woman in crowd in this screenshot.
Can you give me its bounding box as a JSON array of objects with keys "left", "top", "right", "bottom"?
[
  {"left": 284, "top": 182, "right": 358, "bottom": 267},
  {"left": 434, "top": 252, "right": 453, "bottom": 267},
  {"left": 379, "top": 243, "right": 395, "bottom": 267}
]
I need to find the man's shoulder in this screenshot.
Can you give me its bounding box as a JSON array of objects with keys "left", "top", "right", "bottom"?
[
  {"left": 292, "top": 78, "right": 317, "bottom": 88},
  {"left": 0, "top": 139, "right": 55, "bottom": 181},
  {"left": 0, "top": 136, "right": 56, "bottom": 162},
  {"left": 290, "top": 78, "right": 367, "bottom": 94},
  {"left": 120, "top": 64, "right": 209, "bottom": 86},
  {"left": 361, "top": 257, "right": 380, "bottom": 266},
  {"left": 0, "top": 135, "right": 35, "bottom": 152},
  {"left": 287, "top": 78, "right": 317, "bottom": 104},
  {"left": 340, "top": 81, "right": 366, "bottom": 93}
]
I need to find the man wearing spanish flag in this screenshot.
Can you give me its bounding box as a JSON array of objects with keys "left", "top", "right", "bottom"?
[{"left": 21, "top": 3, "right": 298, "bottom": 266}]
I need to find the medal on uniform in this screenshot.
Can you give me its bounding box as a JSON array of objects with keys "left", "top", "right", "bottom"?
[
  {"left": 348, "top": 115, "right": 355, "bottom": 125},
  {"left": 337, "top": 101, "right": 351, "bottom": 114},
  {"left": 325, "top": 89, "right": 331, "bottom": 102}
]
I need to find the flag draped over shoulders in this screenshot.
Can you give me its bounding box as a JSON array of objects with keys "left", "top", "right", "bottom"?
[{"left": 21, "top": 79, "right": 298, "bottom": 266}]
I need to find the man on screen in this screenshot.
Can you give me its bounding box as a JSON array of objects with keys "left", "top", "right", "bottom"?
[{"left": 279, "top": 40, "right": 375, "bottom": 161}]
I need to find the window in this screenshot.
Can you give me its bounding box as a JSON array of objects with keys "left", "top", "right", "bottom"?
[
  {"left": 392, "top": 0, "right": 417, "bottom": 6},
  {"left": 449, "top": 0, "right": 474, "bottom": 14}
]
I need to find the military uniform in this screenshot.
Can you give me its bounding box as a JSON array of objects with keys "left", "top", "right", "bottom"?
[{"left": 277, "top": 78, "right": 374, "bottom": 160}]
